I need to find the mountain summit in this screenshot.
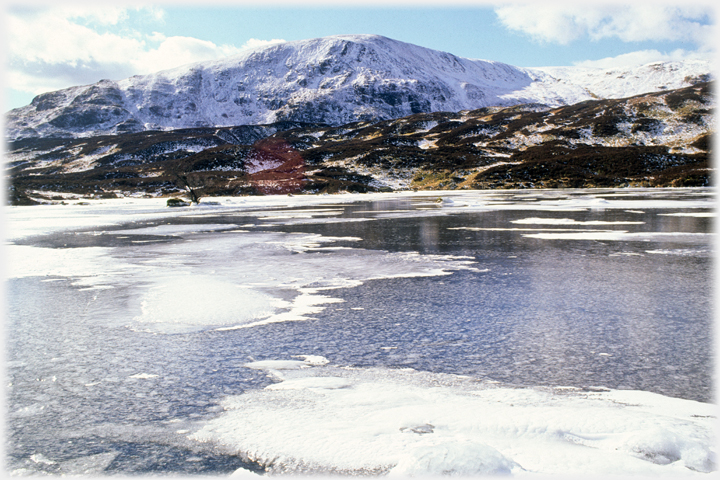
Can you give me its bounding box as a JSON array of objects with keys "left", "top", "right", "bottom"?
[{"left": 6, "top": 34, "right": 711, "bottom": 141}]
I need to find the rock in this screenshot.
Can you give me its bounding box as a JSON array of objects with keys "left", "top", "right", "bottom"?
[{"left": 166, "top": 198, "right": 190, "bottom": 207}]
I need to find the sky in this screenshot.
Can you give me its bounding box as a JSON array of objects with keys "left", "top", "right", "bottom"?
[{"left": 3, "top": 1, "right": 717, "bottom": 111}]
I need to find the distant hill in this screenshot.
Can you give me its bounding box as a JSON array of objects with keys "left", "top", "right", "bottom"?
[{"left": 5, "top": 34, "right": 711, "bottom": 142}]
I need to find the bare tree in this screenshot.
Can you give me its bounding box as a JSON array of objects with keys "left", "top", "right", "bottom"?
[{"left": 173, "top": 172, "right": 201, "bottom": 204}]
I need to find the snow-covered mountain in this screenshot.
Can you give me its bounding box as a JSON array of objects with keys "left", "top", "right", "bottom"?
[{"left": 6, "top": 34, "right": 711, "bottom": 141}]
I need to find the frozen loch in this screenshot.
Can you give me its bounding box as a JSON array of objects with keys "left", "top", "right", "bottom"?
[{"left": 5, "top": 188, "right": 716, "bottom": 476}]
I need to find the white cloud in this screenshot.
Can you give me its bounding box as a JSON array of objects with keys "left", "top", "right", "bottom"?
[
  {"left": 136, "top": 36, "right": 245, "bottom": 73},
  {"left": 494, "top": 4, "right": 592, "bottom": 45},
  {"left": 47, "top": 5, "right": 130, "bottom": 25},
  {"left": 494, "top": 4, "right": 715, "bottom": 46},
  {"left": 8, "top": 10, "right": 142, "bottom": 66},
  {"left": 5, "top": 6, "right": 284, "bottom": 100}
]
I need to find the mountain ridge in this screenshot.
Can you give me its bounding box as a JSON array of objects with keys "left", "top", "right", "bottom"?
[{"left": 6, "top": 34, "right": 711, "bottom": 142}]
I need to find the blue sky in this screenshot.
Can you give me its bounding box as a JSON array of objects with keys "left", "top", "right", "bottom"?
[{"left": 5, "top": 2, "right": 717, "bottom": 111}]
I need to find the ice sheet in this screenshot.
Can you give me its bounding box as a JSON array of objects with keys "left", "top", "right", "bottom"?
[
  {"left": 433, "top": 191, "right": 714, "bottom": 214},
  {"left": 3, "top": 195, "right": 376, "bottom": 241},
  {"left": 522, "top": 231, "right": 711, "bottom": 241},
  {"left": 6, "top": 189, "right": 712, "bottom": 335},
  {"left": 6, "top": 189, "right": 713, "bottom": 242},
  {"left": 511, "top": 217, "right": 644, "bottom": 225},
  {"left": 5, "top": 199, "right": 177, "bottom": 241},
  {"left": 192, "top": 359, "right": 716, "bottom": 476},
  {"left": 215, "top": 290, "right": 345, "bottom": 331},
  {"left": 645, "top": 248, "right": 711, "bottom": 256},
  {"left": 110, "top": 223, "right": 240, "bottom": 236},
  {"left": 659, "top": 212, "right": 715, "bottom": 217},
  {"left": 449, "top": 226, "right": 614, "bottom": 232},
  {"left": 131, "top": 275, "right": 282, "bottom": 333},
  {"left": 7, "top": 221, "right": 478, "bottom": 334},
  {"left": 4, "top": 244, "right": 143, "bottom": 289}
]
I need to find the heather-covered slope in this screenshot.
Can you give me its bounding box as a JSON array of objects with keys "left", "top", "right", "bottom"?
[
  {"left": 5, "top": 35, "right": 711, "bottom": 142},
  {"left": 7, "top": 82, "right": 712, "bottom": 205}
]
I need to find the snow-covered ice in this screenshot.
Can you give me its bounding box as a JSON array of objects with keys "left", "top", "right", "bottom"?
[
  {"left": 192, "top": 358, "right": 716, "bottom": 476},
  {"left": 511, "top": 217, "right": 645, "bottom": 226},
  {"left": 522, "top": 231, "right": 711, "bottom": 242},
  {"left": 6, "top": 194, "right": 481, "bottom": 334}
]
